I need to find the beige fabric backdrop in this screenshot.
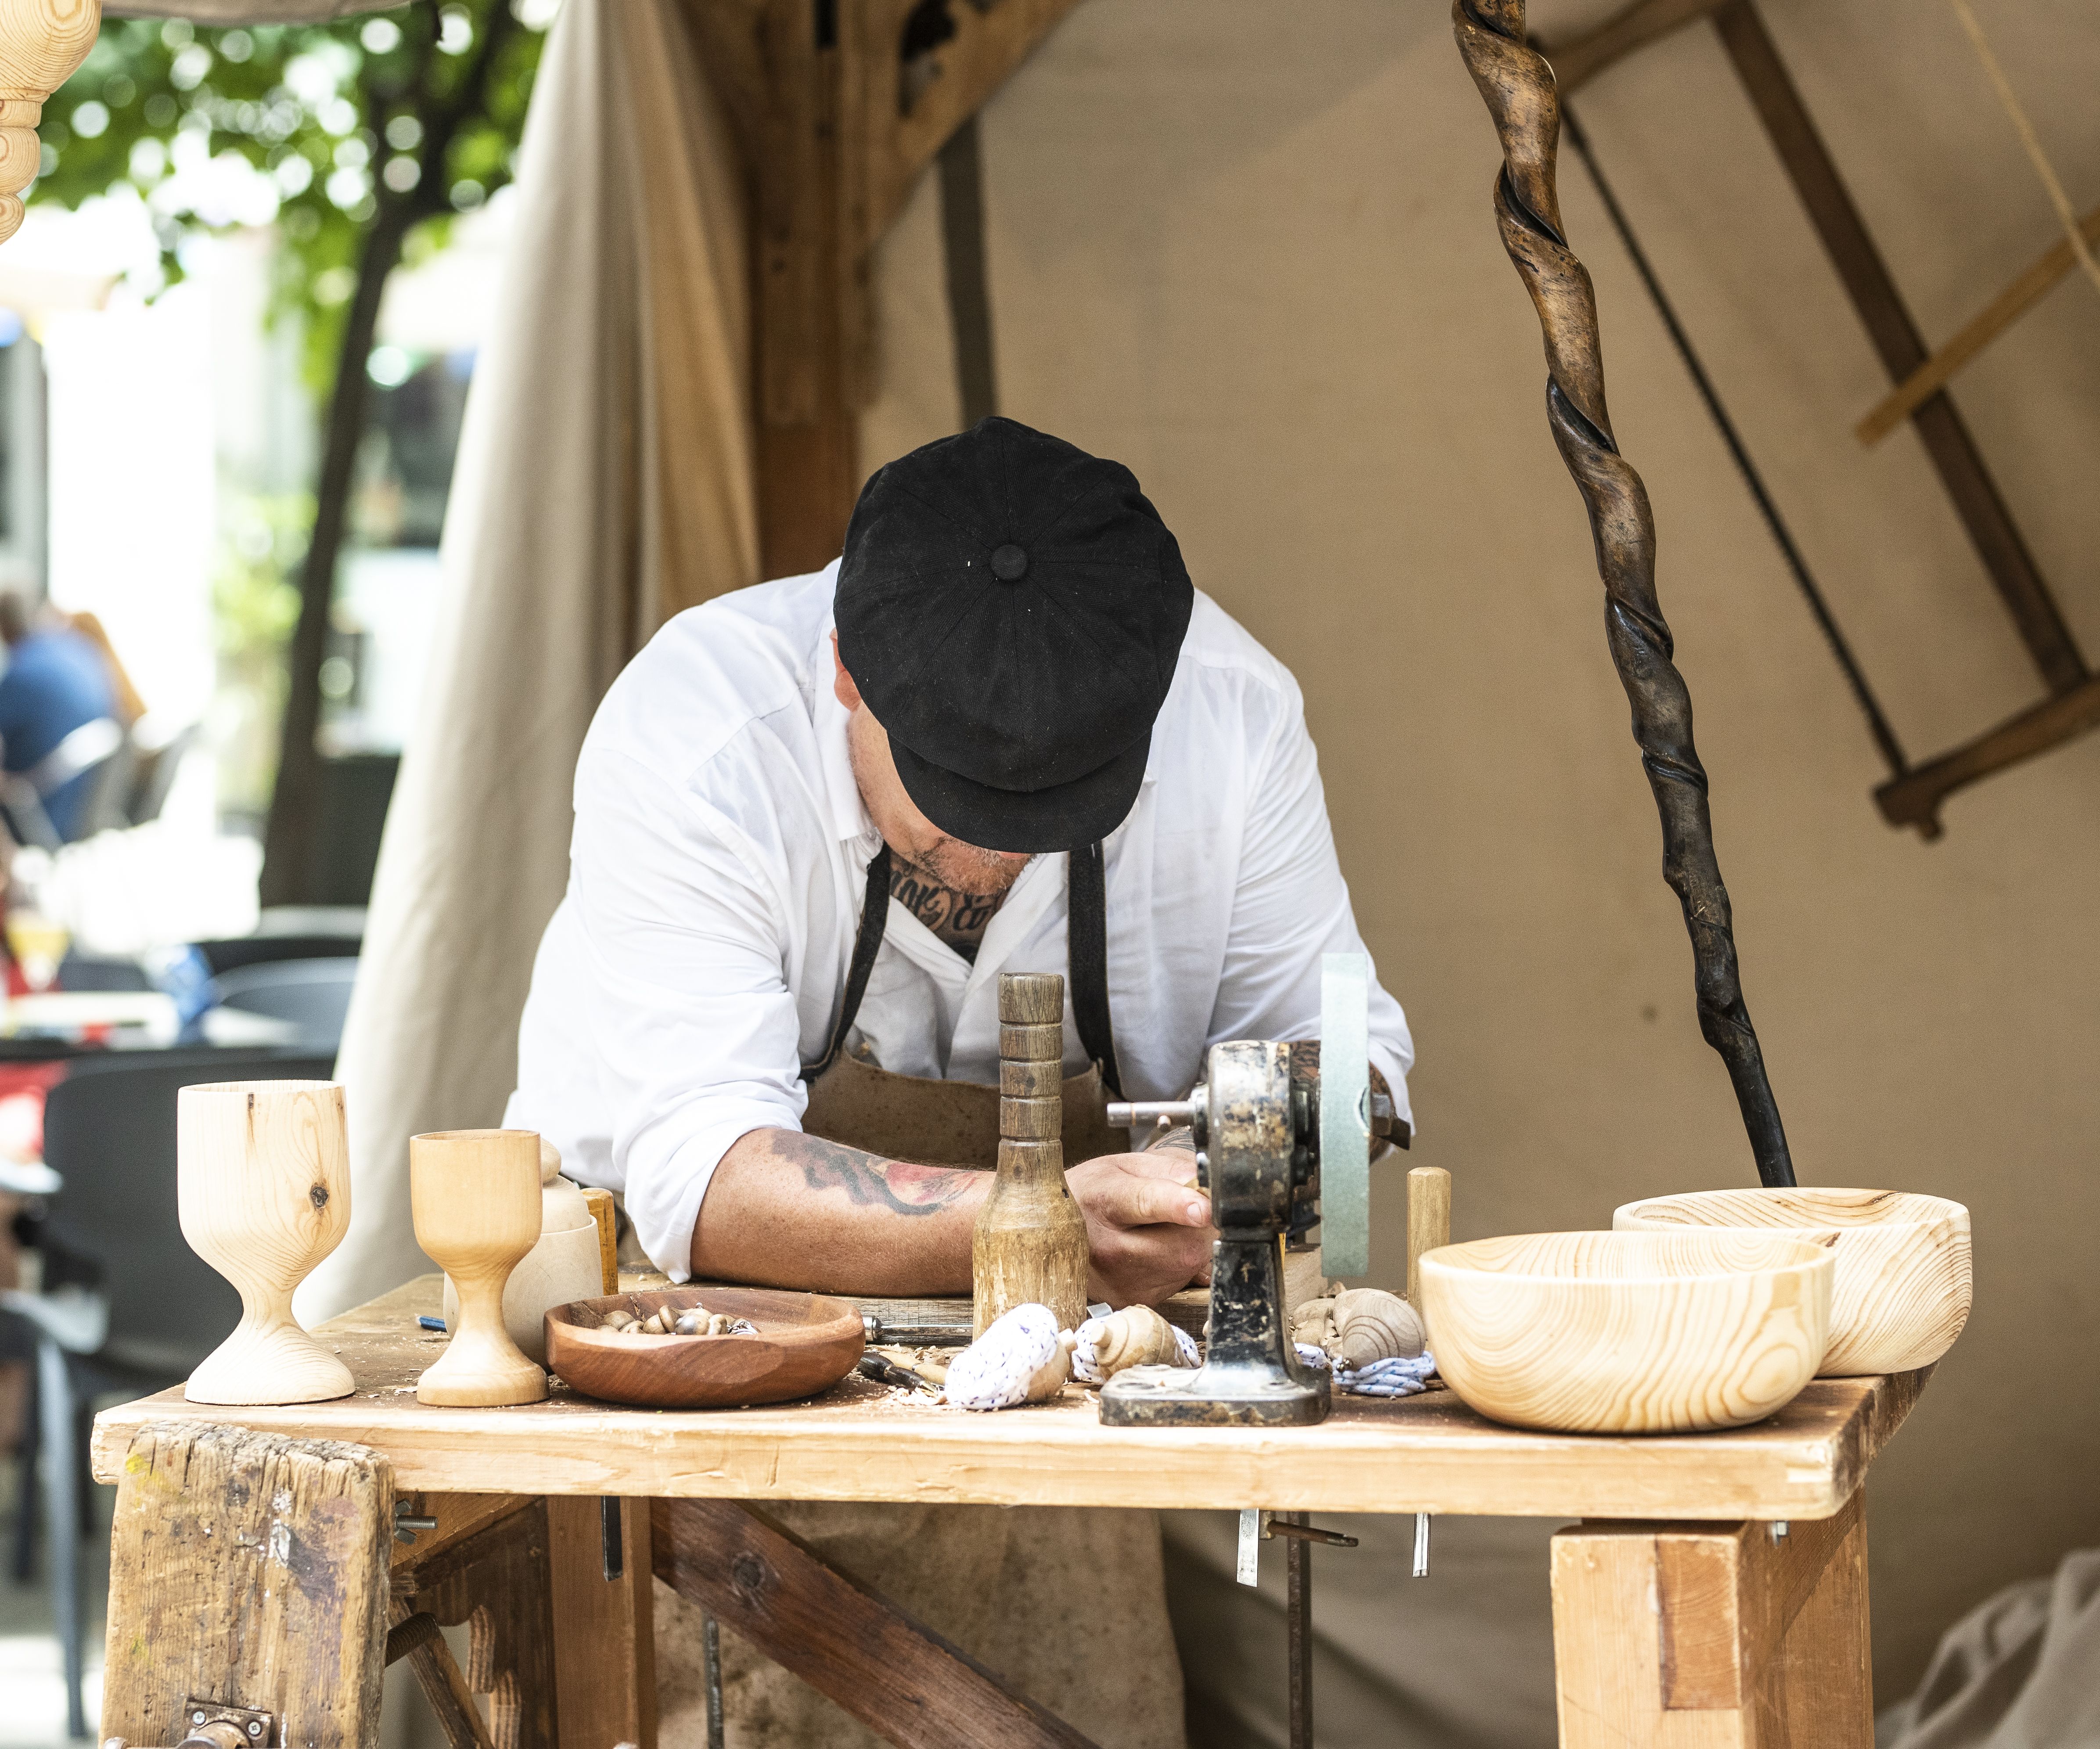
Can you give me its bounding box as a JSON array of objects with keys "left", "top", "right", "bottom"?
[
  {"left": 303, "top": 0, "right": 756, "bottom": 1322},
  {"left": 856, "top": 0, "right": 2099, "bottom": 1730},
  {"left": 333, "top": 0, "right": 2095, "bottom": 1738}
]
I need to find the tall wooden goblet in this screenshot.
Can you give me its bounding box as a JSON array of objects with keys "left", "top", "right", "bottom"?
[
  {"left": 179, "top": 1080, "right": 355, "bottom": 1406},
  {"left": 410, "top": 1129, "right": 547, "bottom": 1406}
]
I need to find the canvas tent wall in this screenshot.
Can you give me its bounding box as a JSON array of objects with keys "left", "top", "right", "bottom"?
[{"left": 97, "top": 0, "right": 2100, "bottom": 1731}]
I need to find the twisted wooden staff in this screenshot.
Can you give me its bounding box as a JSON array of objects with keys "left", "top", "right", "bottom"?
[{"left": 1452, "top": 0, "right": 1795, "bottom": 1188}]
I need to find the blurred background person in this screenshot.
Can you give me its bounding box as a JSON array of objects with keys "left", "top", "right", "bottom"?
[{"left": 0, "top": 588, "right": 124, "bottom": 846}]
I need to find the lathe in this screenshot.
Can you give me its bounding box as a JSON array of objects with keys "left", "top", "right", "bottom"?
[{"left": 1102, "top": 952, "right": 1399, "bottom": 1427}]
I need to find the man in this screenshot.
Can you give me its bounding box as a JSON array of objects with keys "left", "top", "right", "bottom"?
[
  {"left": 0, "top": 592, "right": 123, "bottom": 845},
  {"left": 507, "top": 418, "right": 1411, "bottom": 1747}
]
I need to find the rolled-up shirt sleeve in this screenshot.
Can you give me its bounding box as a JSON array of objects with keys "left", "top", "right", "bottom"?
[
  {"left": 570, "top": 742, "right": 811, "bottom": 1279},
  {"left": 1206, "top": 674, "right": 1416, "bottom": 1126}
]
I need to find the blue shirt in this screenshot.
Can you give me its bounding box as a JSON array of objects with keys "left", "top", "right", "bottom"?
[{"left": 0, "top": 628, "right": 118, "bottom": 839}]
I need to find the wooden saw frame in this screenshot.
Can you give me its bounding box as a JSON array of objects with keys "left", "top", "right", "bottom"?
[{"left": 1545, "top": 0, "right": 2100, "bottom": 838}]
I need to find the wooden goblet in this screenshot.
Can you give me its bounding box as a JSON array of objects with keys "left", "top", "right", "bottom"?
[
  {"left": 410, "top": 1129, "right": 548, "bottom": 1406},
  {"left": 178, "top": 1080, "right": 355, "bottom": 1406}
]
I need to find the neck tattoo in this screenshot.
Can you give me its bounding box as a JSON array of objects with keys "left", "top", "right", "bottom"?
[{"left": 888, "top": 856, "right": 1008, "bottom": 962}]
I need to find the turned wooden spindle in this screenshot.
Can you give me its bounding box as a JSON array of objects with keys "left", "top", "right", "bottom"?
[
  {"left": 0, "top": 0, "right": 101, "bottom": 246},
  {"left": 973, "top": 972, "right": 1089, "bottom": 1335},
  {"left": 178, "top": 1080, "right": 355, "bottom": 1406},
  {"left": 410, "top": 1129, "right": 547, "bottom": 1406},
  {"left": 1404, "top": 1164, "right": 1450, "bottom": 1305}
]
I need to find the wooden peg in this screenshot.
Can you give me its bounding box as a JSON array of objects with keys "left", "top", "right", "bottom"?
[
  {"left": 0, "top": 0, "right": 101, "bottom": 246},
  {"left": 1405, "top": 1165, "right": 1449, "bottom": 1306},
  {"left": 973, "top": 973, "right": 1088, "bottom": 1335},
  {"left": 178, "top": 1080, "right": 355, "bottom": 1406},
  {"left": 411, "top": 1130, "right": 547, "bottom": 1406}
]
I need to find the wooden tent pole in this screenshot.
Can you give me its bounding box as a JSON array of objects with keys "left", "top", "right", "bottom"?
[
  {"left": 692, "top": 0, "right": 1080, "bottom": 577},
  {"left": 0, "top": 0, "right": 101, "bottom": 246},
  {"left": 1452, "top": 0, "right": 1795, "bottom": 1189}
]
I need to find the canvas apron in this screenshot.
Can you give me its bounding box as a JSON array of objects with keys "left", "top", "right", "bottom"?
[{"left": 655, "top": 843, "right": 1188, "bottom": 1749}]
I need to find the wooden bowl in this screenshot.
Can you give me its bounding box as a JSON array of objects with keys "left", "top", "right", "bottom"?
[
  {"left": 1419, "top": 1231, "right": 1832, "bottom": 1434},
  {"left": 1613, "top": 1188, "right": 1971, "bottom": 1375},
  {"left": 546, "top": 1287, "right": 866, "bottom": 1409}
]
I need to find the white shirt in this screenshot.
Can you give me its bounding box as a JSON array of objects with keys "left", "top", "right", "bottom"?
[{"left": 505, "top": 564, "right": 1414, "bottom": 1278}]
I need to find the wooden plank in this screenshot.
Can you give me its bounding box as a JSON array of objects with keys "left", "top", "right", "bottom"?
[
  {"left": 548, "top": 1497, "right": 658, "bottom": 1749},
  {"left": 91, "top": 1281, "right": 1927, "bottom": 1523},
  {"left": 1764, "top": 1505, "right": 1873, "bottom": 1747},
  {"left": 1551, "top": 1492, "right": 1869, "bottom": 1746},
  {"left": 1874, "top": 670, "right": 2100, "bottom": 831},
  {"left": 391, "top": 1491, "right": 535, "bottom": 1573},
  {"left": 1710, "top": 0, "right": 2087, "bottom": 696},
  {"left": 1543, "top": 0, "right": 1732, "bottom": 97},
  {"left": 653, "top": 1497, "right": 1099, "bottom": 1749},
  {"left": 855, "top": 0, "right": 1086, "bottom": 252},
  {"left": 1857, "top": 202, "right": 2100, "bottom": 445},
  {"left": 101, "top": 1422, "right": 391, "bottom": 1749},
  {"left": 396, "top": 1502, "right": 559, "bottom": 1749},
  {"left": 387, "top": 1598, "right": 499, "bottom": 1749}
]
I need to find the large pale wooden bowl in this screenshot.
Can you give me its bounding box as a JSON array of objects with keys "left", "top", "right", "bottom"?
[
  {"left": 1419, "top": 1231, "right": 1832, "bottom": 1434},
  {"left": 1613, "top": 1188, "right": 1971, "bottom": 1375},
  {"left": 546, "top": 1287, "right": 865, "bottom": 1409}
]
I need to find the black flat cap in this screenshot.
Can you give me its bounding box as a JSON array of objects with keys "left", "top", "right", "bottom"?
[{"left": 835, "top": 417, "right": 1194, "bottom": 852}]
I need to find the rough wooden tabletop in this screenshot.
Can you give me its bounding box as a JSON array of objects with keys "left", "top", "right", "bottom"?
[{"left": 91, "top": 1277, "right": 1927, "bottom": 1520}]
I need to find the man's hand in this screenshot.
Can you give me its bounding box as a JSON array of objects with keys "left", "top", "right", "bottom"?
[{"left": 1067, "top": 1151, "right": 1215, "bottom": 1308}]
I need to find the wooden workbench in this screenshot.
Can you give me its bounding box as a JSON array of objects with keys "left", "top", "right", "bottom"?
[{"left": 91, "top": 1276, "right": 1927, "bottom": 1749}]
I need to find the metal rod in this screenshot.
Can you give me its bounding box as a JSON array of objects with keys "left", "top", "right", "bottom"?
[
  {"left": 704, "top": 1612, "right": 726, "bottom": 1749},
  {"left": 1454, "top": 0, "right": 1796, "bottom": 1188},
  {"left": 601, "top": 1495, "right": 624, "bottom": 1582},
  {"left": 1287, "top": 1513, "right": 1313, "bottom": 1749},
  {"left": 1266, "top": 1520, "right": 1360, "bottom": 1549},
  {"left": 939, "top": 114, "right": 1000, "bottom": 427},
  {"left": 1558, "top": 101, "right": 1912, "bottom": 786},
  {"left": 1413, "top": 1511, "right": 1432, "bottom": 1578}
]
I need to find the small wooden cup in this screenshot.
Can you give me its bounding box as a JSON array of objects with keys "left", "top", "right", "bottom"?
[
  {"left": 410, "top": 1129, "right": 547, "bottom": 1406},
  {"left": 179, "top": 1080, "right": 355, "bottom": 1406}
]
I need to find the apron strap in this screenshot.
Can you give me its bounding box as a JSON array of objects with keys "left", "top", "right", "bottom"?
[
  {"left": 1068, "top": 840, "right": 1123, "bottom": 1098},
  {"left": 803, "top": 840, "right": 1123, "bottom": 1097},
  {"left": 804, "top": 844, "right": 892, "bottom": 1081}
]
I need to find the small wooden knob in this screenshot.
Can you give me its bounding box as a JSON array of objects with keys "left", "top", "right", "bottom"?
[{"left": 999, "top": 973, "right": 1063, "bottom": 1028}]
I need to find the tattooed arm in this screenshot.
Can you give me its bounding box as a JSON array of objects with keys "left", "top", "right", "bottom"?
[
  {"left": 693, "top": 1128, "right": 986, "bottom": 1296},
  {"left": 695, "top": 1126, "right": 1215, "bottom": 1302}
]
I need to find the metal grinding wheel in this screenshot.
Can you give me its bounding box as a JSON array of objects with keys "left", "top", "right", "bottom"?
[{"left": 1318, "top": 953, "right": 1372, "bottom": 1278}]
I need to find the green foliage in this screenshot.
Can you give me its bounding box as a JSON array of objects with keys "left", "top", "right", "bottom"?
[
  {"left": 212, "top": 492, "right": 313, "bottom": 813},
  {"left": 29, "top": 2, "right": 548, "bottom": 393}
]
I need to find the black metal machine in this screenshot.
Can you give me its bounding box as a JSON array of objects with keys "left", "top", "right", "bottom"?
[{"left": 1098, "top": 953, "right": 1379, "bottom": 1427}]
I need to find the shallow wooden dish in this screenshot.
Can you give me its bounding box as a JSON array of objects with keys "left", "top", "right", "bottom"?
[
  {"left": 546, "top": 1287, "right": 866, "bottom": 1409},
  {"left": 1613, "top": 1188, "right": 1971, "bottom": 1375},
  {"left": 1419, "top": 1231, "right": 1832, "bottom": 1435}
]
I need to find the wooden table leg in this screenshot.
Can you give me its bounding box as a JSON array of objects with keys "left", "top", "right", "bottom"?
[
  {"left": 1550, "top": 1490, "right": 1871, "bottom": 1748},
  {"left": 547, "top": 1497, "right": 658, "bottom": 1749},
  {"left": 102, "top": 1422, "right": 390, "bottom": 1748}
]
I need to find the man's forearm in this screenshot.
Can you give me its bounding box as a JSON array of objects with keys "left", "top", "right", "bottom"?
[{"left": 690, "top": 1127, "right": 988, "bottom": 1296}]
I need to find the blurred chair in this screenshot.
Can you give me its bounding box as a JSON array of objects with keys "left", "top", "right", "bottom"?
[
  {"left": 191, "top": 933, "right": 360, "bottom": 978},
  {"left": 209, "top": 957, "right": 359, "bottom": 1054},
  {"left": 119, "top": 720, "right": 200, "bottom": 829},
  {"left": 0, "top": 1048, "right": 332, "bottom": 1739},
  {"left": 0, "top": 715, "right": 124, "bottom": 849}
]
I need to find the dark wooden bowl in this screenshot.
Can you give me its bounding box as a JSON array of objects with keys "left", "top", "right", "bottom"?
[{"left": 545, "top": 1286, "right": 866, "bottom": 1409}]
